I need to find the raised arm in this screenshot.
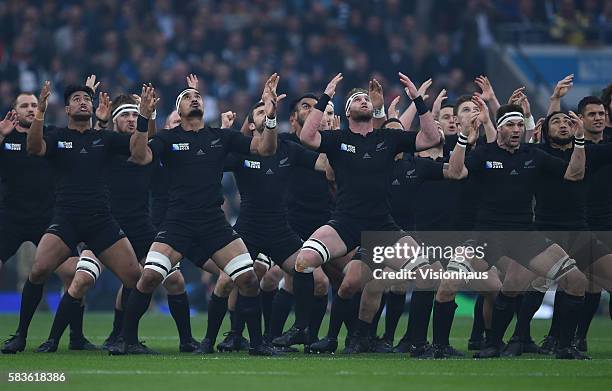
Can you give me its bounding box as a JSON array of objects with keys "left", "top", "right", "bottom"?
[
  {"left": 564, "top": 111, "right": 585, "bottom": 181},
  {"left": 399, "top": 73, "right": 442, "bottom": 150},
  {"left": 300, "top": 73, "right": 343, "bottom": 150},
  {"left": 369, "top": 78, "right": 387, "bottom": 129},
  {"left": 475, "top": 75, "right": 501, "bottom": 114},
  {"left": 0, "top": 110, "right": 18, "bottom": 144},
  {"left": 448, "top": 112, "right": 479, "bottom": 179},
  {"left": 130, "top": 84, "right": 156, "bottom": 165},
  {"left": 548, "top": 74, "right": 573, "bottom": 115},
  {"left": 473, "top": 95, "right": 497, "bottom": 143},
  {"left": 251, "top": 73, "right": 281, "bottom": 156},
  {"left": 508, "top": 87, "right": 536, "bottom": 142},
  {"left": 399, "top": 78, "right": 431, "bottom": 131},
  {"left": 27, "top": 81, "right": 50, "bottom": 156}
]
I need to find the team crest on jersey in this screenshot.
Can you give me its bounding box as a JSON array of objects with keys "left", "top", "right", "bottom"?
[
  {"left": 376, "top": 141, "right": 387, "bottom": 151},
  {"left": 485, "top": 161, "right": 503, "bottom": 169},
  {"left": 279, "top": 157, "right": 290, "bottom": 167},
  {"left": 523, "top": 159, "right": 535, "bottom": 168},
  {"left": 4, "top": 143, "right": 21, "bottom": 151},
  {"left": 340, "top": 143, "right": 356, "bottom": 153},
  {"left": 244, "top": 160, "right": 261, "bottom": 169},
  {"left": 210, "top": 138, "right": 222, "bottom": 148},
  {"left": 57, "top": 141, "right": 73, "bottom": 149},
  {"left": 172, "top": 143, "right": 190, "bottom": 151}
]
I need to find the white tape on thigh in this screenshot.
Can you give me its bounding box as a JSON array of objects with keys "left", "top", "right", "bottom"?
[
  {"left": 144, "top": 251, "right": 173, "bottom": 279},
  {"left": 400, "top": 255, "right": 429, "bottom": 272},
  {"left": 531, "top": 277, "right": 553, "bottom": 293},
  {"left": 224, "top": 253, "right": 254, "bottom": 280},
  {"left": 162, "top": 261, "right": 181, "bottom": 283},
  {"left": 76, "top": 255, "right": 102, "bottom": 282},
  {"left": 301, "top": 238, "right": 330, "bottom": 263},
  {"left": 545, "top": 256, "right": 577, "bottom": 281},
  {"left": 255, "top": 253, "right": 274, "bottom": 271}
]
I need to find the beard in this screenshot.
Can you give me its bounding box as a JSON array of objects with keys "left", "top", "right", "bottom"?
[
  {"left": 18, "top": 119, "right": 32, "bottom": 128},
  {"left": 350, "top": 110, "right": 373, "bottom": 122},
  {"left": 186, "top": 108, "right": 204, "bottom": 118},
  {"left": 549, "top": 135, "right": 573, "bottom": 146},
  {"left": 297, "top": 114, "right": 306, "bottom": 127},
  {"left": 72, "top": 112, "right": 91, "bottom": 122}
]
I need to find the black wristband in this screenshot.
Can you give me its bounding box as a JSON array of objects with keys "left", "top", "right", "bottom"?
[
  {"left": 314, "top": 93, "right": 331, "bottom": 112},
  {"left": 137, "top": 115, "right": 149, "bottom": 133},
  {"left": 413, "top": 96, "right": 429, "bottom": 116}
]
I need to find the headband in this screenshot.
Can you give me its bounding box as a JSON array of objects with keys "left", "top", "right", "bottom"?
[
  {"left": 111, "top": 104, "right": 139, "bottom": 121},
  {"left": 344, "top": 92, "right": 368, "bottom": 117},
  {"left": 497, "top": 111, "right": 524, "bottom": 128}
]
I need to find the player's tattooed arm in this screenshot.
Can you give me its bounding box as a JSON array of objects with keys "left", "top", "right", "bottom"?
[{"left": 27, "top": 80, "right": 50, "bottom": 156}]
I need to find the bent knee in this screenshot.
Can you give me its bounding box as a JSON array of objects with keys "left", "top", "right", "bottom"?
[{"left": 163, "top": 272, "right": 185, "bottom": 294}]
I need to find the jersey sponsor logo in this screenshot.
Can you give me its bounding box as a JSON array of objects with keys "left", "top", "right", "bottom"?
[
  {"left": 510, "top": 169, "right": 519, "bottom": 175},
  {"left": 196, "top": 149, "right": 205, "bottom": 156},
  {"left": 210, "top": 138, "right": 222, "bottom": 148},
  {"left": 279, "top": 157, "right": 290, "bottom": 167},
  {"left": 363, "top": 152, "right": 372, "bottom": 159},
  {"left": 266, "top": 168, "right": 274, "bottom": 175},
  {"left": 376, "top": 141, "right": 387, "bottom": 151},
  {"left": 391, "top": 179, "right": 401, "bottom": 186},
  {"left": 3, "top": 143, "right": 21, "bottom": 151},
  {"left": 172, "top": 143, "right": 190, "bottom": 151},
  {"left": 57, "top": 141, "right": 73, "bottom": 149},
  {"left": 523, "top": 159, "right": 535, "bottom": 168},
  {"left": 244, "top": 160, "right": 261, "bottom": 169},
  {"left": 340, "top": 143, "right": 356, "bottom": 153},
  {"left": 80, "top": 147, "right": 88, "bottom": 154},
  {"left": 485, "top": 161, "right": 503, "bottom": 169}
]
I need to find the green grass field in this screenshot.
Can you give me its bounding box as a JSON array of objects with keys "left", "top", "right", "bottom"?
[{"left": 1, "top": 313, "right": 611, "bottom": 390}]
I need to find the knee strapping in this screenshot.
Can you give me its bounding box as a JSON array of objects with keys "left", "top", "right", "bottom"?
[
  {"left": 76, "top": 254, "right": 102, "bottom": 282},
  {"left": 224, "top": 253, "right": 254, "bottom": 281},
  {"left": 400, "top": 255, "right": 429, "bottom": 273},
  {"left": 162, "top": 261, "right": 181, "bottom": 283},
  {"left": 254, "top": 253, "right": 274, "bottom": 271},
  {"left": 144, "top": 251, "right": 173, "bottom": 279},
  {"left": 546, "top": 256, "right": 577, "bottom": 281},
  {"left": 301, "top": 238, "right": 330, "bottom": 264}
]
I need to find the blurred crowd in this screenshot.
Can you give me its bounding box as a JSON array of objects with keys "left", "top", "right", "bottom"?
[{"left": 1, "top": 0, "right": 610, "bottom": 128}]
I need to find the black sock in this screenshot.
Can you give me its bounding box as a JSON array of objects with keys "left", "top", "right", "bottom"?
[
  {"left": 514, "top": 294, "right": 524, "bottom": 317},
  {"left": 17, "top": 279, "right": 44, "bottom": 336},
  {"left": 121, "top": 288, "right": 152, "bottom": 344},
  {"left": 356, "top": 318, "right": 370, "bottom": 338},
  {"left": 69, "top": 303, "right": 85, "bottom": 340},
  {"left": 48, "top": 292, "right": 81, "bottom": 341},
  {"left": 558, "top": 293, "right": 584, "bottom": 349},
  {"left": 205, "top": 293, "right": 228, "bottom": 343},
  {"left": 432, "top": 299, "right": 457, "bottom": 346},
  {"left": 167, "top": 292, "right": 193, "bottom": 343},
  {"left": 120, "top": 287, "right": 132, "bottom": 312},
  {"left": 370, "top": 293, "right": 386, "bottom": 337},
  {"left": 237, "top": 293, "right": 263, "bottom": 348},
  {"left": 229, "top": 310, "right": 237, "bottom": 331},
  {"left": 110, "top": 308, "right": 124, "bottom": 338},
  {"left": 309, "top": 295, "right": 328, "bottom": 341},
  {"left": 293, "top": 271, "right": 314, "bottom": 330},
  {"left": 409, "top": 291, "right": 434, "bottom": 346},
  {"left": 512, "top": 290, "right": 544, "bottom": 341},
  {"left": 576, "top": 291, "right": 601, "bottom": 339},
  {"left": 383, "top": 292, "right": 405, "bottom": 342},
  {"left": 548, "top": 290, "right": 565, "bottom": 338},
  {"left": 261, "top": 289, "right": 276, "bottom": 336},
  {"left": 345, "top": 291, "right": 362, "bottom": 336},
  {"left": 270, "top": 288, "right": 293, "bottom": 338},
  {"left": 328, "top": 293, "right": 351, "bottom": 339},
  {"left": 489, "top": 292, "right": 517, "bottom": 347},
  {"left": 469, "top": 295, "right": 485, "bottom": 341},
  {"left": 230, "top": 309, "right": 246, "bottom": 335}
]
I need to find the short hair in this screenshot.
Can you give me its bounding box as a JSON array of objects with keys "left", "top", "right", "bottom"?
[
  {"left": 577, "top": 96, "right": 604, "bottom": 115},
  {"left": 345, "top": 88, "right": 368, "bottom": 102},
  {"left": 247, "top": 101, "right": 265, "bottom": 124},
  {"left": 440, "top": 103, "right": 455, "bottom": 111},
  {"left": 64, "top": 84, "right": 94, "bottom": 105},
  {"left": 111, "top": 94, "right": 137, "bottom": 113},
  {"left": 496, "top": 104, "right": 524, "bottom": 125},
  {"left": 12, "top": 92, "right": 37, "bottom": 109},
  {"left": 602, "top": 84, "right": 612, "bottom": 121},
  {"left": 289, "top": 93, "right": 318, "bottom": 114},
  {"left": 453, "top": 95, "right": 473, "bottom": 116},
  {"left": 382, "top": 118, "right": 403, "bottom": 129}
]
